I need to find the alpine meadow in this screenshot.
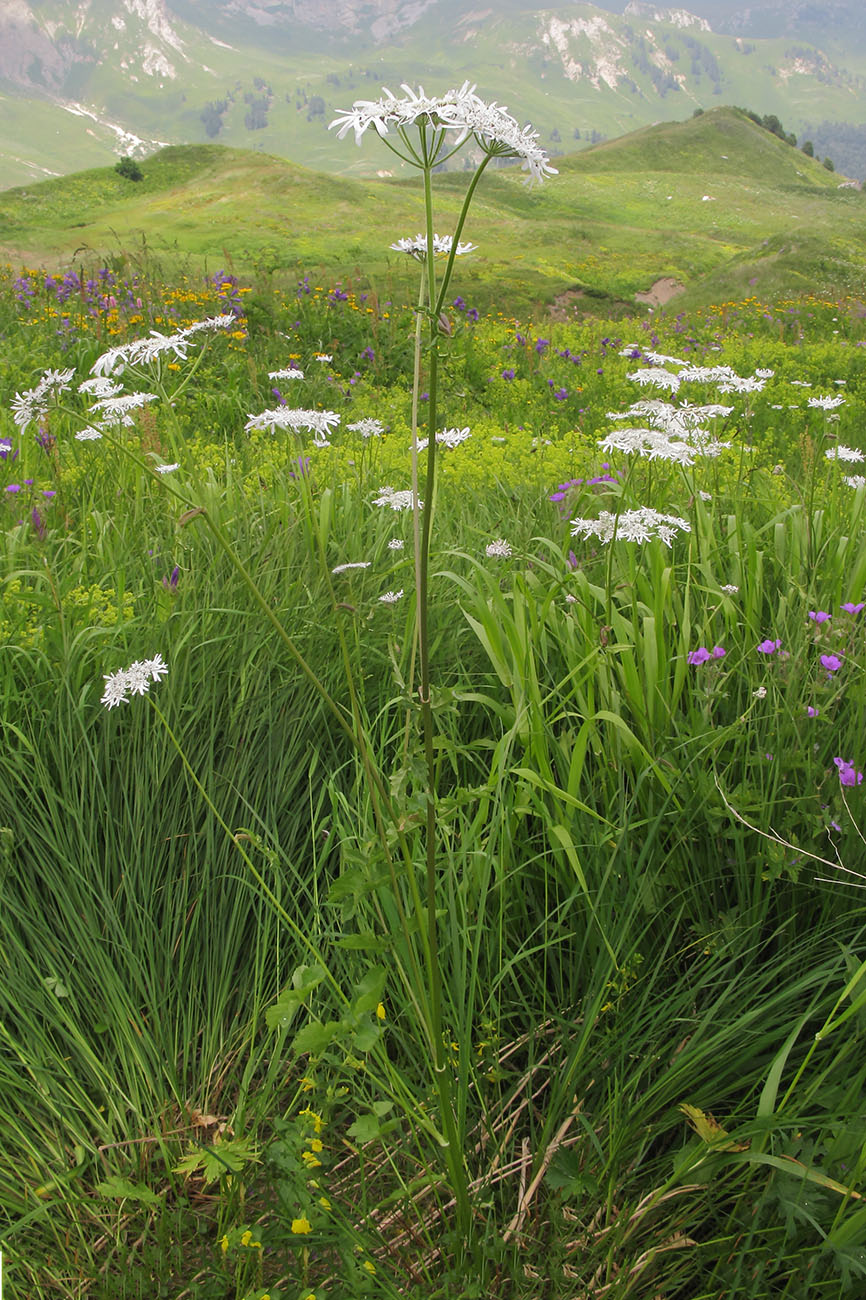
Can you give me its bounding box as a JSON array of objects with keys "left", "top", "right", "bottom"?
[{"left": 4, "top": 89, "right": 866, "bottom": 1300}]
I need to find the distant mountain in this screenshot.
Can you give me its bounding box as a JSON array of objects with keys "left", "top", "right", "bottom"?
[{"left": 2, "top": 0, "right": 866, "bottom": 191}]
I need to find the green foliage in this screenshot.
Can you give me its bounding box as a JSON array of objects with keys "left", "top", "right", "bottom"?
[
  {"left": 114, "top": 154, "right": 143, "bottom": 182},
  {"left": 3, "top": 259, "right": 866, "bottom": 1296}
]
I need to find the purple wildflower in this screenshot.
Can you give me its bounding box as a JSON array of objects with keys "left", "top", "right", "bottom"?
[
  {"left": 5, "top": 484, "right": 21, "bottom": 494},
  {"left": 820, "top": 653, "right": 843, "bottom": 673},
  {"left": 688, "top": 647, "right": 712, "bottom": 666},
  {"left": 162, "top": 565, "right": 180, "bottom": 590},
  {"left": 841, "top": 601, "right": 865, "bottom": 614},
  {"left": 757, "top": 638, "right": 782, "bottom": 655},
  {"left": 535, "top": 338, "right": 549, "bottom": 354},
  {"left": 807, "top": 705, "right": 819, "bottom": 717},
  {"left": 501, "top": 368, "right": 515, "bottom": 381},
  {"left": 808, "top": 610, "right": 831, "bottom": 623},
  {"left": 834, "top": 757, "right": 863, "bottom": 787}
]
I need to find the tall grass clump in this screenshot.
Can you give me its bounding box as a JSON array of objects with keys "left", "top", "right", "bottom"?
[{"left": 2, "top": 99, "right": 866, "bottom": 1297}]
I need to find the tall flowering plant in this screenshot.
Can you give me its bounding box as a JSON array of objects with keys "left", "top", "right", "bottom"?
[{"left": 330, "top": 83, "right": 555, "bottom": 1239}]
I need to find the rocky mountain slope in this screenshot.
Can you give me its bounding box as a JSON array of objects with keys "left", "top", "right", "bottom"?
[{"left": 1, "top": 0, "right": 865, "bottom": 190}]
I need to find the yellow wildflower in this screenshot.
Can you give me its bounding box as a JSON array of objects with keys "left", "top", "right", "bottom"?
[
  {"left": 309, "top": 1137, "right": 323, "bottom": 1153},
  {"left": 240, "top": 1229, "right": 262, "bottom": 1248},
  {"left": 376, "top": 1002, "right": 386, "bottom": 1021},
  {"left": 318, "top": 1195, "right": 331, "bottom": 1210},
  {"left": 219, "top": 1234, "right": 229, "bottom": 1254},
  {"left": 301, "top": 1151, "right": 322, "bottom": 1168},
  {"left": 291, "top": 1216, "right": 312, "bottom": 1235},
  {"left": 363, "top": 1260, "right": 376, "bottom": 1275},
  {"left": 299, "top": 1106, "right": 324, "bottom": 1133}
]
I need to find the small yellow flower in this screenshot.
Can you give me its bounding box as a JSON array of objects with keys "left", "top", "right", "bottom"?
[
  {"left": 301, "top": 1151, "right": 322, "bottom": 1168},
  {"left": 219, "top": 1234, "right": 229, "bottom": 1254},
  {"left": 300, "top": 1075, "right": 316, "bottom": 1092},
  {"left": 376, "top": 1002, "right": 386, "bottom": 1021},
  {"left": 299, "top": 1106, "right": 324, "bottom": 1133},
  {"left": 240, "top": 1229, "right": 262, "bottom": 1248},
  {"left": 318, "top": 1195, "right": 331, "bottom": 1210},
  {"left": 291, "top": 1216, "right": 312, "bottom": 1235},
  {"left": 363, "top": 1259, "right": 376, "bottom": 1275},
  {"left": 308, "top": 1137, "right": 323, "bottom": 1153}
]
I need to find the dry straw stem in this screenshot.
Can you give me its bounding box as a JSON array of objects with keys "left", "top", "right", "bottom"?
[
  {"left": 502, "top": 1101, "right": 584, "bottom": 1242},
  {"left": 715, "top": 774, "right": 865, "bottom": 887}
]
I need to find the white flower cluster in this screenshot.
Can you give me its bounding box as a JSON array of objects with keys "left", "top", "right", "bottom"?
[
  {"left": 808, "top": 394, "right": 846, "bottom": 410},
  {"left": 602, "top": 399, "right": 731, "bottom": 464},
  {"left": 414, "top": 426, "right": 471, "bottom": 451},
  {"left": 390, "top": 234, "right": 477, "bottom": 258},
  {"left": 88, "top": 391, "right": 159, "bottom": 428},
  {"left": 571, "top": 507, "right": 691, "bottom": 547},
  {"left": 378, "top": 589, "right": 404, "bottom": 604},
  {"left": 599, "top": 427, "right": 698, "bottom": 465},
  {"left": 11, "top": 367, "right": 76, "bottom": 432},
  {"left": 101, "top": 654, "right": 168, "bottom": 709},
  {"left": 244, "top": 407, "right": 341, "bottom": 446},
  {"left": 826, "top": 445, "right": 865, "bottom": 463},
  {"left": 269, "top": 368, "right": 305, "bottom": 380},
  {"left": 486, "top": 538, "right": 512, "bottom": 558},
  {"left": 347, "top": 418, "right": 385, "bottom": 438},
  {"left": 373, "top": 486, "right": 418, "bottom": 511},
  {"left": 332, "top": 561, "right": 372, "bottom": 574},
  {"left": 330, "top": 82, "right": 557, "bottom": 184},
  {"left": 91, "top": 315, "right": 235, "bottom": 377}
]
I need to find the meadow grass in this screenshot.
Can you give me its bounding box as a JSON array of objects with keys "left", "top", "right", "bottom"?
[{"left": 2, "top": 231, "right": 866, "bottom": 1300}]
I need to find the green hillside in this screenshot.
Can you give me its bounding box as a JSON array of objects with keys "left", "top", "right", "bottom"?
[
  {"left": 0, "top": 109, "right": 862, "bottom": 316},
  {"left": 5, "top": 0, "right": 866, "bottom": 190}
]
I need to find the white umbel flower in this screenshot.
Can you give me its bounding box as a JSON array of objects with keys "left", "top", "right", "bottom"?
[
  {"left": 390, "top": 234, "right": 477, "bottom": 258},
  {"left": 826, "top": 445, "right": 865, "bottom": 463},
  {"left": 347, "top": 418, "right": 385, "bottom": 438},
  {"left": 91, "top": 316, "right": 234, "bottom": 377},
  {"left": 485, "top": 538, "right": 512, "bottom": 558},
  {"left": 11, "top": 367, "right": 76, "bottom": 431},
  {"left": 378, "top": 589, "right": 404, "bottom": 604},
  {"left": 808, "top": 394, "right": 846, "bottom": 410},
  {"left": 101, "top": 654, "right": 168, "bottom": 709},
  {"left": 269, "top": 368, "right": 305, "bottom": 380},
  {"left": 571, "top": 507, "right": 691, "bottom": 547},
  {"left": 373, "top": 486, "right": 418, "bottom": 511},
  {"left": 627, "top": 368, "right": 681, "bottom": 393},
  {"left": 330, "top": 82, "right": 556, "bottom": 184},
  {"left": 415, "top": 426, "right": 471, "bottom": 451},
  {"left": 244, "top": 407, "right": 341, "bottom": 446}
]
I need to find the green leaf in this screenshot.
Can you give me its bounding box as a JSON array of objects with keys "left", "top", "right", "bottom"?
[
  {"left": 353, "top": 1020, "right": 380, "bottom": 1052},
  {"left": 96, "top": 1175, "right": 160, "bottom": 1206},
  {"left": 292, "top": 1019, "right": 341, "bottom": 1055},
  {"left": 352, "top": 965, "right": 387, "bottom": 1015},
  {"left": 347, "top": 1113, "right": 382, "bottom": 1143},
  {"left": 336, "top": 931, "right": 385, "bottom": 951}
]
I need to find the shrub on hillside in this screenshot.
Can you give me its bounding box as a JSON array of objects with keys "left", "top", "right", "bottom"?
[{"left": 114, "top": 155, "right": 143, "bottom": 182}]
